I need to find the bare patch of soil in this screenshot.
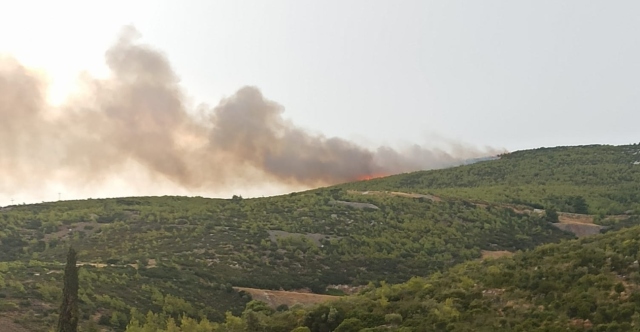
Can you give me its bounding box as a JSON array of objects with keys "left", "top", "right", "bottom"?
[
  {"left": 557, "top": 212, "right": 595, "bottom": 225},
  {"left": 388, "top": 191, "right": 442, "bottom": 202},
  {"left": 481, "top": 250, "right": 514, "bottom": 259},
  {"left": 234, "top": 287, "right": 338, "bottom": 308},
  {"left": 327, "top": 284, "right": 367, "bottom": 295},
  {"left": 0, "top": 317, "right": 30, "bottom": 332},
  {"left": 348, "top": 190, "right": 442, "bottom": 202},
  {"left": 552, "top": 223, "right": 604, "bottom": 237}
]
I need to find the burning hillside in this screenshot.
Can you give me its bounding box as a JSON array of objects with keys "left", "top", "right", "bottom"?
[{"left": 0, "top": 26, "right": 502, "bottom": 199}]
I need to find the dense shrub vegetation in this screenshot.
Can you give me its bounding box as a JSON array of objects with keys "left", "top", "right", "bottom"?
[
  {"left": 131, "top": 222, "right": 640, "bottom": 331},
  {"left": 0, "top": 143, "right": 638, "bottom": 330},
  {"left": 342, "top": 144, "right": 640, "bottom": 215}
]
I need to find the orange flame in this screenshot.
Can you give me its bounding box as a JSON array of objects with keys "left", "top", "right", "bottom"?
[{"left": 356, "top": 173, "right": 387, "bottom": 181}]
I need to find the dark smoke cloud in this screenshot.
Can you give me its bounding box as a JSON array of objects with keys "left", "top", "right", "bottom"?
[
  {"left": 210, "top": 87, "right": 380, "bottom": 185},
  {"left": 0, "top": 26, "right": 503, "bottom": 197}
]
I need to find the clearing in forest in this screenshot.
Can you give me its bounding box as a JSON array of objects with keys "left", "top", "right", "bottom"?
[
  {"left": 234, "top": 287, "right": 338, "bottom": 308},
  {"left": 481, "top": 250, "right": 514, "bottom": 260}
]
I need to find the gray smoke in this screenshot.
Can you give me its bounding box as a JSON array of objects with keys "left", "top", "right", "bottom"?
[{"left": 0, "top": 27, "right": 503, "bottom": 196}]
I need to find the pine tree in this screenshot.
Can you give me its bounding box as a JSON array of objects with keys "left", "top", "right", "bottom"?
[{"left": 57, "top": 247, "right": 79, "bottom": 332}]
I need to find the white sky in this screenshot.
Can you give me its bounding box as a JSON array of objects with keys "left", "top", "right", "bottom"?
[
  {"left": 2, "top": 0, "right": 639, "bottom": 150},
  {"left": 1, "top": 1, "right": 639, "bottom": 203}
]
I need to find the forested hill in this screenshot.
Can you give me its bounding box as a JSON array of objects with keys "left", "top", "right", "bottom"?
[
  {"left": 340, "top": 144, "right": 640, "bottom": 215},
  {"left": 154, "top": 221, "right": 640, "bottom": 332},
  {"left": 0, "top": 193, "right": 574, "bottom": 330},
  {"left": 0, "top": 143, "right": 639, "bottom": 331}
]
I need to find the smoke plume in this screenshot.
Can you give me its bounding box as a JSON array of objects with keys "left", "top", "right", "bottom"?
[{"left": 0, "top": 27, "right": 502, "bottom": 200}]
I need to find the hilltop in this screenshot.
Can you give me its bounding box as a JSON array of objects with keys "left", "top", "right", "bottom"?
[
  {"left": 0, "top": 143, "right": 638, "bottom": 331},
  {"left": 341, "top": 144, "right": 640, "bottom": 215}
]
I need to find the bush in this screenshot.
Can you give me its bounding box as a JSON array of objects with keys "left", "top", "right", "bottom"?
[
  {"left": 385, "top": 313, "right": 403, "bottom": 326},
  {"left": 545, "top": 209, "right": 559, "bottom": 223},
  {"left": 291, "top": 327, "right": 311, "bottom": 332},
  {"left": 98, "top": 314, "right": 111, "bottom": 326},
  {"left": 0, "top": 301, "right": 19, "bottom": 311},
  {"left": 334, "top": 318, "right": 364, "bottom": 332}
]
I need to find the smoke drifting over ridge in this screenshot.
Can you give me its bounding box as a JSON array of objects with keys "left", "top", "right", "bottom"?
[{"left": 0, "top": 27, "right": 502, "bottom": 199}]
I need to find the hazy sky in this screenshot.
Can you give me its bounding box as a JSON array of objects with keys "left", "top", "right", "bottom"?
[
  {"left": 1, "top": 1, "right": 639, "bottom": 204},
  {"left": 3, "top": 0, "right": 638, "bottom": 150}
]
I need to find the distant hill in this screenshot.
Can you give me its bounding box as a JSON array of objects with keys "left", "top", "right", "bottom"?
[
  {"left": 194, "top": 219, "right": 640, "bottom": 331},
  {"left": 340, "top": 144, "right": 640, "bottom": 215},
  {"left": 0, "top": 143, "right": 638, "bottom": 331}
]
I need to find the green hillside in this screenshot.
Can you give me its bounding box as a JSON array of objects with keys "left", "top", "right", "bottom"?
[
  {"left": 0, "top": 143, "right": 638, "bottom": 331},
  {"left": 341, "top": 144, "right": 640, "bottom": 215},
  {"left": 0, "top": 194, "right": 572, "bottom": 330},
  {"left": 146, "top": 219, "right": 640, "bottom": 332}
]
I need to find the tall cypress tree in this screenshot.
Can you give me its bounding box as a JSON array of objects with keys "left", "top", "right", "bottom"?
[{"left": 57, "top": 247, "right": 79, "bottom": 332}]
